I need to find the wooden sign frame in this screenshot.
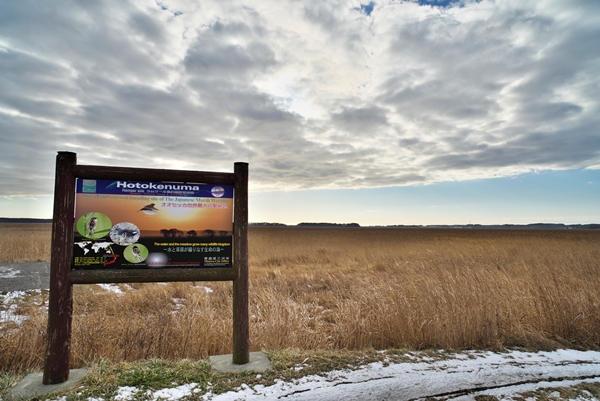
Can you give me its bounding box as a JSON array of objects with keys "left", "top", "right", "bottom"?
[{"left": 43, "top": 151, "right": 249, "bottom": 384}]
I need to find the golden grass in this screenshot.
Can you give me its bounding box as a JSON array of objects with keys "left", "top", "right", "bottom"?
[
  {"left": 1, "top": 226, "right": 599, "bottom": 373},
  {"left": 0, "top": 224, "right": 52, "bottom": 263}
]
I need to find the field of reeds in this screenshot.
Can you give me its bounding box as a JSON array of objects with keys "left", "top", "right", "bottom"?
[
  {"left": 1, "top": 224, "right": 600, "bottom": 373},
  {"left": 0, "top": 223, "right": 52, "bottom": 264}
]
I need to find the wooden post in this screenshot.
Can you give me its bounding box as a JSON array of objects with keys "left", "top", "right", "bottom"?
[
  {"left": 43, "top": 152, "right": 77, "bottom": 384},
  {"left": 232, "top": 162, "right": 249, "bottom": 364}
]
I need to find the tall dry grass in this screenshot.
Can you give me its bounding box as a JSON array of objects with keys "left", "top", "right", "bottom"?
[
  {"left": 1, "top": 226, "right": 599, "bottom": 373},
  {"left": 0, "top": 224, "right": 52, "bottom": 264},
  {"left": 248, "top": 228, "right": 600, "bottom": 351}
]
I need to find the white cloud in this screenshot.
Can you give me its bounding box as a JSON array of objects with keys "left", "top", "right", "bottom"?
[{"left": 0, "top": 0, "right": 598, "bottom": 196}]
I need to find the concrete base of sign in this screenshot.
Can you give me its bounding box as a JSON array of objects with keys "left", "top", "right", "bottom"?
[
  {"left": 4, "top": 369, "right": 88, "bottom": 401},
  {"left": 210, "top": 352, "right": 271, "bottom": 373}
]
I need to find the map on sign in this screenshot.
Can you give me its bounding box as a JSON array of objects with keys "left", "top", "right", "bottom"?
[
  {"left": 72, "top": 179, "right": 234, "bottom": 270},
  {"left": 75, "top": 241, "right": 114, "bottom": 255}
]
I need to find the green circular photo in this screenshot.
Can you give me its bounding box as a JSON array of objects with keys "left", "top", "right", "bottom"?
[
  {"left": 124, "top": 243, "right": 148, "bottom": 263},
  {"left": 76, "top": 212, "right": 112, "bottom": 239}
]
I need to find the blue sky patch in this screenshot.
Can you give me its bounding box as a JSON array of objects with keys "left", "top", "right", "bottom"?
[
  {"left": 360, "top": 2, "right": 376, "bottom": 16},
  {"left": 416, "top": 0, "right": 460, "bottom": 7}
]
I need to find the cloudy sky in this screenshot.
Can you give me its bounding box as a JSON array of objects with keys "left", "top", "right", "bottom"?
[{"left": 1, "top": 0, "right": 599, "bottom": 225}]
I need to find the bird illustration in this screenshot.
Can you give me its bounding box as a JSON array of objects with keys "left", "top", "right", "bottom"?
[
  {"left": 138, "top": 203, "right": 159, "bottom": 215},
  {"left": 132, "top": 245, "right": 143, "bottom": 262},
  {"left": 87, "top": 217, "right": 98, "bottom": 237}
]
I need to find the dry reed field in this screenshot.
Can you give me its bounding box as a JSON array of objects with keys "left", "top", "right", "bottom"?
[
  {"left": 0, "top": 223, "right": 52, "bottom": 263},
  {"left": 1, "top": 225, "right": 600, "bottom": 373}
]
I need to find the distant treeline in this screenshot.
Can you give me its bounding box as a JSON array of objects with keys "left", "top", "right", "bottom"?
[
  {"left": 251, "top": 222, "right": 361, "bottom": 227},
  {"left": 0, "top": 218, "right": 52, "bottom": 224},
  {"left": 250, "top": 222, "right": 600, "bottom": 229},
  {"left": 393, "top": 223, "right": 600, "bottom": 230},
  {"left": 249, "top": 222, "right": 288, "bottom": 227},
  {"left": 297, "top": 222, "right": 361, "bottom": 228}
]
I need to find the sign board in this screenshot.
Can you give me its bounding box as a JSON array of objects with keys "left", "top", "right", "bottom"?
[
  {"left": 44, "top": 152, "right": 249, "bottom": 385},
  {"left": 73, "top": 179, "right": 234, "bottom": 269}
]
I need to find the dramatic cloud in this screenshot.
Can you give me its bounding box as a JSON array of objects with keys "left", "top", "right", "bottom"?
[{"left": 0, "top": 0, "right": 598, "bottom": 197}]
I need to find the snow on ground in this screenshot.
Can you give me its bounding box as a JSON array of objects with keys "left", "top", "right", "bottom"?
[
  {"left": 0, "top": 265, "right": 21, "bottom": 279},
  {"left": 192, "top": 283, "right": 214, "bottom": 293},
  {"left": 97, "top": 283, "right": 126, "bottom": 296},
  {"left": 204, "top": 349, "right": 600, "bottom": 401},
  {"left": 0, "top": 290, "right": 37, "bottom": 327},
  {"left": 51, "top": 349, "right": 599, "bottom": 401}
]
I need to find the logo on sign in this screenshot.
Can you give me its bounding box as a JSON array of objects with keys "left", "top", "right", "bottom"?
[
  {"left": 82, "top": 180, "right": 97, "bottom": 193},
  {"left": 211, "top": 186, "right": 225, "bottom": 197}
]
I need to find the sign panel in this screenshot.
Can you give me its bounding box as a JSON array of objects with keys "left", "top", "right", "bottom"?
[{"left": 73, "top": 179, "right": 233, "bottom": 269}]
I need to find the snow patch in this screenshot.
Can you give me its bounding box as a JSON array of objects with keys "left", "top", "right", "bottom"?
[
  {"left": 0, "top": 265, "right": 21, "bottom": 278},
  {"left": 194, "top": 284, "right": 214, "bottom": 293},
  {"left": 152, "top": 383, "right": 199, "bottom": 400},
  {"left": 97, "top": 283, "right": 125, "bottom": 295},
  {"left": 172, "top": 297, "right": 185, "bottom": 311},
  {"left": 0, "top": 290, "right": 30, "bottom": 327},
  {"left": 114, "top": 386, "right": 139, "bottom": 400}
]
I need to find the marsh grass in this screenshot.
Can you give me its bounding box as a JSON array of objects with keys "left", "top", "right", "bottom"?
[
  {"left": 1, "top": 226, "right": 599, "bottom": 373},
  {"left": 0, "top": 223, "right": 52, "bottom": 263}
]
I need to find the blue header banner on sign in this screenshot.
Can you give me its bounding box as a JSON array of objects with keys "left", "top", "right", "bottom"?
[{"left": 77, "top": 179, "right": 233, "bottom": 198}]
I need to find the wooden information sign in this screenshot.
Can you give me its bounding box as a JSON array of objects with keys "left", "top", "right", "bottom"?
[{"left": 43, "top": 151, "right": 249, "bottom": 384}]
